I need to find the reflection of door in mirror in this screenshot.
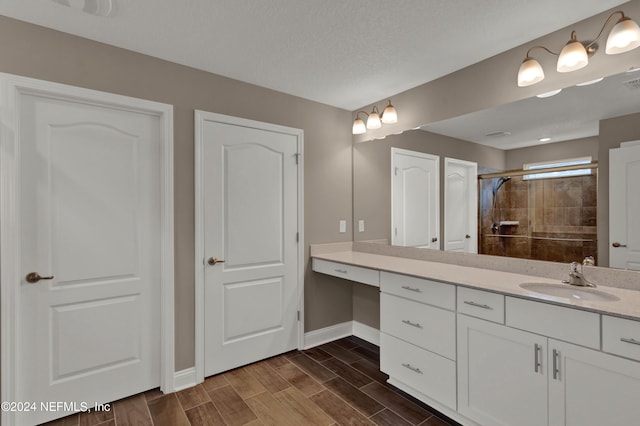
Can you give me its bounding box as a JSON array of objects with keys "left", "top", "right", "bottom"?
[
  {"left": 391, "top": 148, "right": 439, "bottom": 249},
  {"left": 610, "top": 141, "right": 640, "bottom": 270},
  {"left": 444, "top": 158, "right": 478, "bottom": 253}
]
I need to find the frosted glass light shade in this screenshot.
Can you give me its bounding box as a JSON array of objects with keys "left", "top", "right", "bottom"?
[
  {"left": 606, "top": 17, "right": 640, "bottom": 54},
  {"left": 352, "top": 118, "right": 366, "bottom": 134},
  {"left": 366, "top": 111, "right": 382, "bottom": 129},
  {"left": 557, "top": 39, "right": 588, "bottom": 72},
  {"left": 518, "top": 57, "right": 545, "bottom": 87},
  {"left": 381, "top": 102, "right": 398, "bottom": 124}
]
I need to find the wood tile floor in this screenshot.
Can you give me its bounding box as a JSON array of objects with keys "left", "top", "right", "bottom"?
[{"left": 42, "top": 336, "right": 460, "bottom": 426}]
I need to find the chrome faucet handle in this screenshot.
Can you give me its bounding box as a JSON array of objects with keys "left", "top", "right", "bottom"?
[
  {"left": 569, "top": 261, "right": 581, "bottom": 275},
  {"left": 583, "top": 256, "right": 595, "bottom": 266}
]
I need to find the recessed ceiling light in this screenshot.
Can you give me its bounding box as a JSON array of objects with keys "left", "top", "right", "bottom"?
[
  {"left": 576, "top": 78, "right": 604, "bottom": 86},
  {"left": 539, "top": 137, "right": 552, "bottom": 142},
  {"left": 536, "top": 89, "right": 562, "bottom": 98},
  {"left": 485, "top": 131, "right": 512, "bottom": 138}
]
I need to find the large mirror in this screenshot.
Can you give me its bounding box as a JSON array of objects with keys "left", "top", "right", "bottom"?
[{"left": 353, "top": 68, "right": 640, "bottom": 268}]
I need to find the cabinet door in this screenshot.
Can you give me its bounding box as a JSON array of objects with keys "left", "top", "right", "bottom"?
[
  {"left": 549, "top": 339, "right": 640, "bottom": 426},
  {"left": 457, "top": 315, "right": 547, "bottom": 426}
]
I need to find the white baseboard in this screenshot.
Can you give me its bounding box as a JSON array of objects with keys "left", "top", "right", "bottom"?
[
  {"left": 303, "top": 321, "right": 353, "bottom": 349},
  {"left": 173, "top": 367, "right": 198, "bottom": 392},
  {"left": 352, "top": 321, "right": 380, "bottom": 346},
  {"left": 303, "top": 321, "right": 380, "bottom": 349}
]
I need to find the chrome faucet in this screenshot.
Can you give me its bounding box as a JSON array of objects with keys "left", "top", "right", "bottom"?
[{"left": 563, "top": 262, "right": 597, "bottom": 287}]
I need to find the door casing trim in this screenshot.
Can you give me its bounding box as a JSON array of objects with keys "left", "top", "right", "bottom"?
[
  {"left": 194, "top": 110, "right": 304, "bottom": 384},
  {"left": 0, "top": 73, "right": 175, "bottom": 425}
]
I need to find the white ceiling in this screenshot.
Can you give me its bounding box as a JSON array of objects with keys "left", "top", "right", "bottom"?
[
  {"left": 0, "top": 0, "right": 631, "bottom": 111},
  {"left": 422, "top": 69, "right": 640, "bottom": 150}
]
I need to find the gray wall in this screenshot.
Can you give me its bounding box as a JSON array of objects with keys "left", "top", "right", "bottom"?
[
  {"left": 0, "top": 16, "right": 354, "bottom": 370},
  {"left": 505, "top": 137, "right": 599, "bottom": 170}
]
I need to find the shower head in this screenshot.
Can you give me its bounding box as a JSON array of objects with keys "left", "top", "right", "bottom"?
[{"left": 494, "top": 176, "right": 511, "bottom": 193}]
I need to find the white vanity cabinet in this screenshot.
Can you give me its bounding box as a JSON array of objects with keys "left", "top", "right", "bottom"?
[{"left": 457, "top": 314, "right": 548, "bottom": 426}]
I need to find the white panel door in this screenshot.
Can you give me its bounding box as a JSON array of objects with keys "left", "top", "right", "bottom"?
[
  {"left": 610, "top": 143, "right": 640, "bottom": 270},
  {"left": 17, "top": 93, "right": 161, "bottom": 424},
  {"left": 548, "top": 339, "right": 640, "bottom": 426},
  {"left": 200, "top": 113, "right": 300, "bottom": 376},
  {"left": 391, "top": 148, "right": 439, "bottom": 249},
  {"left": 444, "top": 157, "right": 478, "bottom": 253}
]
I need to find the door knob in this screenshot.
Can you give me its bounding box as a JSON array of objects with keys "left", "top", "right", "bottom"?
[
  {"left": 207, "top": 257, "right": 226, "bottom": 266},
  {"left": 25, "top": 272, "right": 54, "bottom": 283},
  {"left": 612, "top": 242, "right": 627, "bottom": 248},
  {"left": 465, "top": 234, "right": 471, "bottom": 239},
  {"left": 431, "top": 237, "right": 438, "bottom": 243}
]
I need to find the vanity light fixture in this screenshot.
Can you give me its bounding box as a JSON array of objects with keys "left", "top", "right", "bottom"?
[
  {"left": 352, "top": 100, "right": 398, "bottom": 135},
  {"left": 517, "top": 10, "right": 640, "bottom": 87},
  {"left": 536, "top": 88, "right": 562, "bottom": 98}
]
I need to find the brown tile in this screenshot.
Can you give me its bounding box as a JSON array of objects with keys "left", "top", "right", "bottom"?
[
  {"left": 184, "top": 402, "right": 226, "bottom": 426},
  {"left": 225, "top": 366, "right": 268, "bottom": 398},
  {"left": 324, "top": 377, "right": 384, "bottom": 417},
  {"left": 332, "top": 337, "right": 361, "bottom": 350},
  {"left": 419, "top": 415, "right": 455, "bottom": 426},
  {"left": 277, "top": 361, "right": 325, "bottom": 396},
  {"left": 176, "top": 384, "right": 210, "bottom": 410},
  {"left": 371, "top": 409, "right": 413, "bottom": 426},
  {"left": 143, "top": 387, "right": 165, "bottom": 402},
  {"left": 112, "top": 394, "right": 153, "bottom": 426},
  {"left": 303, "top": 346, "right": 334, "bottom": 362},
  {"left": 93, "top": 421, "right": 115, "bottom": 426},
  {"left": 202, "top": 373, "right": 229, "bottom": 393},
  {"left": 350, "top": 359, "right": 390, "bottom": 385},
  {"left": 208, "top": 384, "right": 258, "bottom": 426},
  {"left": 321, "top": 357, "right": 374, "bottom": 388},
  {"left": 351, "top": 346, "right": 379, "bottom": 364},
  {"left": 40, "top": 414, "right": 80, "bottom": 426},
  {"left": 318, "top": 341, "right": 363, "bottom": 363},
  {"left": 309, "top": 390, "right": 375, "bottom": 426},
  {"left": 245, "top": 360, "right": 291, "bottom": 393},
  {"left": 79, "top": 407, "right": 114, "bottom": 426},
  {"left": 289, "top": 353, "right": 337, "bottom": 383},
  {"left": 245, "top": 391, "right": 301, "bottom": 426},
  {"left": 147, "top": 394, "right": 190, "bottom": 426},
  {"left": 361, "top": 382, "right": 431, "bottom": 425},
  {"left": 272, "top": 387, "right": 334, "bottom": 425},
  {"left": 265, "top": 354, "right": 291, "bottom": 369}
]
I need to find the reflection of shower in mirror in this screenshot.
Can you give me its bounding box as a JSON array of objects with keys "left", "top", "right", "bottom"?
[{"left": 491, "top": 176, "right": 511, "bottom": 233}]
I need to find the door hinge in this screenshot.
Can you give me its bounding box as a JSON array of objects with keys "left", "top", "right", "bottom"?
[
  {"left": 297, "top": 310, "right": 300, "bottom": 321},
  {"left": 296, "top": 232, "right": 299, "bottom": 242},
  {"left": 294, "top": 153, "right": 301, "bottom": 165},
  {"left": 394, "top": 166, "right": 399, "bottom": 176}
]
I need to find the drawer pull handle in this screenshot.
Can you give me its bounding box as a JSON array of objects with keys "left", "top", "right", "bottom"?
[
  {"left": 534, "top": 343, "right": 542, "bottom": 373},
  {"left": 401, "top": 363, "right": 423, "bottom": 374},
  {"left": 463, "top": 300, "right": 493, "bottom": 310},
  {"left": 402, "top": 319, "right": 422, "bottom": 329},
  {"left": 552, "top": 349, "right": 561, "bottom": 380},
  {"left": 620, "top": 338, "right": 640, "bottom": 346},
  {"left": 334, "top": 269, "right": 348, "bottom": 274},
  {"left": 401, "top": 285, "right": 422, "bottom": 293}
]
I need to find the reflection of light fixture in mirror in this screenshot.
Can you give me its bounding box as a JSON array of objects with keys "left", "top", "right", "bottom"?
[
  {"left": 352, "top": 100, "right": 398, "bottom": 134},
  {"left": 517, "top": 11, "right": 640, "bottom": 87},
  {"left": 536, "top": 88, "right": 562, "bottom": 98},
  {"left": 576, "top": 77, "right": 604, "bottom": 86},
  {"left": 539, "top": 137, "right": 552, "bottom": 142}
]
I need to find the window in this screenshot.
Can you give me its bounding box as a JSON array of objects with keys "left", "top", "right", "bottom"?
[{"left": 523, "top": 156, "right": 593, "bottom": 180}]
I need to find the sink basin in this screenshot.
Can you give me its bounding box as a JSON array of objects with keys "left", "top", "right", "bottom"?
[{"left": 520, "top": 283, "right": 620, "bottom": 302}]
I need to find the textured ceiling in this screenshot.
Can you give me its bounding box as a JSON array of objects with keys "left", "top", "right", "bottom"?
[{"left": 0, "top": 0, "right": 631, "bottom": 110}]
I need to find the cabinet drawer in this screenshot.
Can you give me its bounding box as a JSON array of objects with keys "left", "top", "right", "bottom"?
[
  {"left": 381, "top": 293, "right": 455, "bottom": 360},
  {"left": 506, "top": 297, "right": 600, "bottom": 349},
  {"left": 603, "top": 316, "right": 640, "bottom": 361},
  {"left": 312, "top": 258, "right": 379, "bottom": 287},
  {"left": 380, "top": 333, "right": 456, "bottom": 410},
  {"left": 380, "top": 271, "right": 454, "bottom": 310},
  {"left": 457, "top": 287, "right": 505, "bottom": 324}
]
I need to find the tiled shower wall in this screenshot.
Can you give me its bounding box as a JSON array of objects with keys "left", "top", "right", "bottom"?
[{"left": 480, "top": 172, "right": 598, "bottom": 264}]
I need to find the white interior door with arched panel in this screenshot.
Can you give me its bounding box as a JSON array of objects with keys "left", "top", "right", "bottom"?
[
  {"left": 391, "top": 148, "right": 439, "bottom": 249},
  {"left": 610, "top": 141, "right": 640, "bottom": 270},
  {"left": 0, "top": 73, "right": 174, "bottom": 426},
  {"left": 444, "top": 157, "right": 478, "bottom": 253},
  {"left": 195, "top": 111, "right": 303, "bottom": 380}
]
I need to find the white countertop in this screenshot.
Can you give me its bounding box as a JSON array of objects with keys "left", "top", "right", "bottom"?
[{"left": 312, "top": 250, "right": 640, "bottom": 320}]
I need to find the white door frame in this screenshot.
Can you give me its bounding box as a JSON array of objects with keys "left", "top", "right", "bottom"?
[
  {"left": 194, "top": 111, "right": 304, "bottom": 384},
  {"left": 0, "top": 73, "right": 175, "bottom": 425}
]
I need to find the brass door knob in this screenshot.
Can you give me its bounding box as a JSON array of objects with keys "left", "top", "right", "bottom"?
[
  {"left": 207, "top": 257, "right": 226, "bottom": 266},
  {"left": 25, "top": 272, "right": 54, "bottom": 283},
  {"left": 612, "top": 242, "right": 628, "bottom": 248}
]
